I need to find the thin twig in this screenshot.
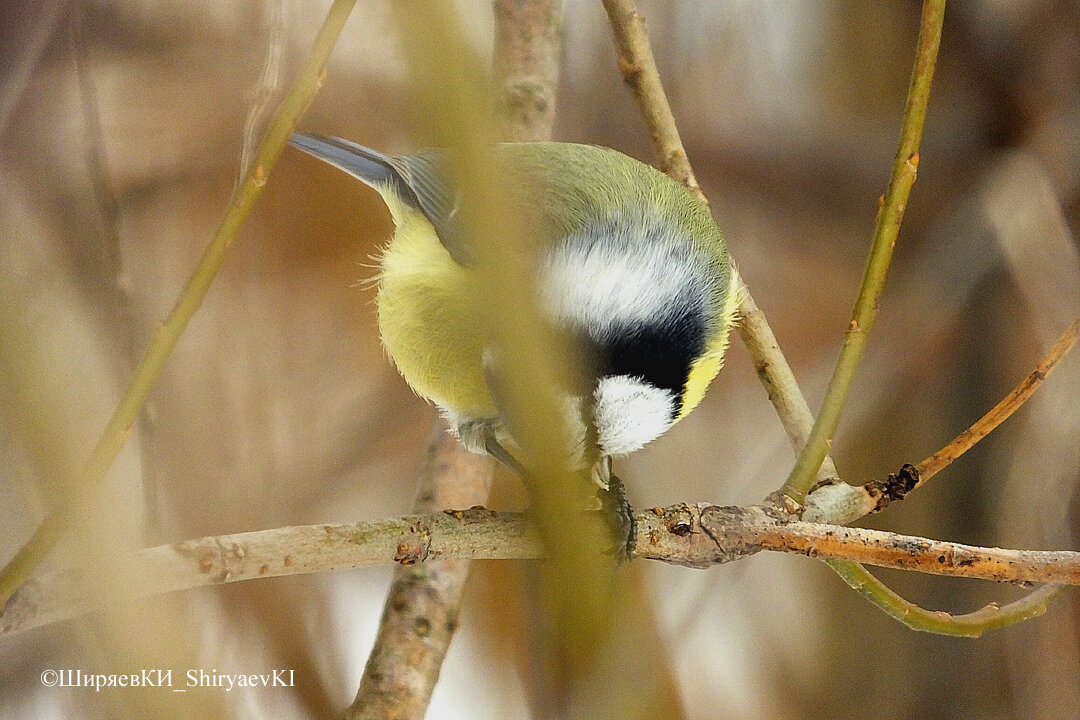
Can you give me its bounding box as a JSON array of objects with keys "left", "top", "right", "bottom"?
[
  {"left": 601, "top": 0, "right": 704, "bottom": 204},
  {"left": 835, "top": 313, "right": 1080, "bottom": 518},
  {"left": 915, "top": 314, "right": 1080, "bottom": 483},
  {"left": 782, "top": 0, "right": 946, "bottom": 503},
  {"left": 7, "top": 502, "right": 1080, "bottom": 637},
  {"left": 785, "top": 0, "right": 975, "bottom": 636},
  {"left": 0, "top": 0, "right": 360, "bottom": 608},
  {"left": 804, "top": 311, "right": 1080, "bottom": 635},
  {"left": 601, "top": 0, "right": 838, "bottom": 488},
  {"left": 736, "top": 291, "right": 840, "bottom": 484}
]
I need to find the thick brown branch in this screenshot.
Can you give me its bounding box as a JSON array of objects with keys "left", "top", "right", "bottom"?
[
  {"left": 639, "top": 505, "right": 1080, "bottom": 586},
  {"left": 0, "top": 509, "right": 540, "bottom": 637},
  {"left": 754, "top": 520, "right": 1080, "bottom": 585},
  {"left": 637, "top": 505, "right": 1080, "bottom": 585},
  {"left": 346, "top": 428, "right": 493, "bottom": 720},
  {"left": 492, "top": 0, "right": 562, "bottom": 142}
]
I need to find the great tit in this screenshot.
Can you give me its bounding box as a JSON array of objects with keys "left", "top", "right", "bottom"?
[{"left": 289, "top": 134, "right": 739, "bottom": 474}]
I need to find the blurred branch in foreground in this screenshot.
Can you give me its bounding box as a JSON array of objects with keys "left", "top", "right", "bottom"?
[
  {"left": 0, "top": 0, "right": 360, "bottom": 607},
  {"left": 346, "top": 9, "right": 563, "bottom": 718}
]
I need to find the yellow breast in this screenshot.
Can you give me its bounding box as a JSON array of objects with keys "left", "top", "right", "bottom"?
[{"left": 375, "top": 206, "right": 495, "bottom": 420}]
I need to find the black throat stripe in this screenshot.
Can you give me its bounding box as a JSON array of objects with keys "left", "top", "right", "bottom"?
[{"left": 577, "top": 307, "right": 707, "bottom": 419}]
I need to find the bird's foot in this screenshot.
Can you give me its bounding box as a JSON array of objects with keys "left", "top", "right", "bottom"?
[{"left": 597, "top": 471, "right": 636, "bottom": 562}]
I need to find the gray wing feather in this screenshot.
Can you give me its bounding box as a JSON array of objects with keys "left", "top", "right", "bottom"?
[
  {"left": 289, "top": 133, "right": 470, "bottom": 264},
  {"left": 384, "top": 150, "right": 470, "bottom": 264}
]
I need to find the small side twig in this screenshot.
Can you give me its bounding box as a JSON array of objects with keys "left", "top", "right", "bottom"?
[
  {"left": 818, "top": 313, "right": 1080, "bottom": 518},
  {"left": 914, "top": 314, "right": 1080, "bottom": 484},
  {"left": 826, "top": 560, "right": 1064, "bottom": 637},
  {"left": 601, "top": 0, "right": 704, "bottom": 204}
]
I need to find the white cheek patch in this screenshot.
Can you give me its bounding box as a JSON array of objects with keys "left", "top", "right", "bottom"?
[
  {"left": 593, "top": 375, "right": 677, "bottom": 456},
  {"left": 538, "top": 221, "right": 706, "bottom": 338}
]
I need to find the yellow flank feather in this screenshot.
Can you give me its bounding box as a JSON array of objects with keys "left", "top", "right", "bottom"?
[
  {"left": 677, "top": 265, "right": 743, "bottom": 420},
  {"left": 375, "top": 194, "right": 495, "bottom": 419}
]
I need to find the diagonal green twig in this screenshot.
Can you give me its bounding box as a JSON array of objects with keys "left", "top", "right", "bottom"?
[
  {"left": 782, "top": 0, "right": 947, "bottom": 504},
  {"left": 0, "top": 0, "right": 358, "bottom": 607}
]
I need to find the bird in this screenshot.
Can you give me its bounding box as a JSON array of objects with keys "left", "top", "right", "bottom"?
[{"left": 289, "top": 133, "right": 739, "bottom": 482}]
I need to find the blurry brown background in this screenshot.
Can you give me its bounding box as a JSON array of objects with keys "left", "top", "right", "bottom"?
[{"left": 1, "top": 1, "right": 1079, "bottom": 718}]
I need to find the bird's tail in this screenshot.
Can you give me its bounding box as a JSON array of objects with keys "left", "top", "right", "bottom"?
[{"left": 288, "top": 133, "right": 397, "bottom": 189}]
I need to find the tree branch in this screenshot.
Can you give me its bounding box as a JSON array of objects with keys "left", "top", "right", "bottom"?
[
  {"left": 597, "top": 0, "right": 1069, "bottom": 639},
  {"left": 346, "top": 428, "right": 494, "bottom": 720},
  {"left": 601, "top": 0, "right": 704, "bottom": 204},
  {"left": 0, "top": 509, "right": 537, "bottom": 637},
  {"left": 636, "top": 504, "right": 1080, "bottom": 586},
  {"left": 825, "top": 560, "right": 1063, "bottom": 637},
  {"left": 7, "top": 503, "right": 1080, "bottom": 637},
  {"left": 914, "top": 314, "right": 1080, "bottom": 484},
  {"left": 814, "top": 312, "right": 1080, "bottom": 520},
  {"left": 346, "top": 4, "right": 563, "bottom": 719}
]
